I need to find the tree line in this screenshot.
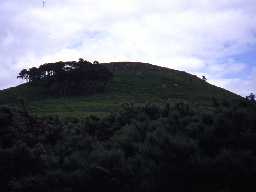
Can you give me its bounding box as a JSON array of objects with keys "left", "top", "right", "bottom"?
[{"left": 17, "top": 59, "right": 113, "bottom": 96}]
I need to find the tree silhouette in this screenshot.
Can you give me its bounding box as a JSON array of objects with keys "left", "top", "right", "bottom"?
[
  {"left": 17, "top": 69, "right": 29, "bottom": 82},
  {"left": 78, "top": 58, "right": 85, "bottom": 63},
  {"left": 246, "top": 93, "right": 255, "bottom": 102},
  {"left": 17, "top": 59, "right": 113, "bottom": 96}
]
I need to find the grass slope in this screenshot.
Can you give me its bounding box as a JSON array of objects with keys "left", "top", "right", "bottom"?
[{"left": 0, "top": 62, "right": 241, "bottom": 117}]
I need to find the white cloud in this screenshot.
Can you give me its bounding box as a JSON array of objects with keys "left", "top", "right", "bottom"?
[{"left": 0, "top": 0, "right": 256, "bottom": 96}]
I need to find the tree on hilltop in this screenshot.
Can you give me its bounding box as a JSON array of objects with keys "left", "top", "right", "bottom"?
[
  {"left": 246, "top": 93, "right": 255, "bottom": 102},
  {"left": 17, "top": 59, "right": 113, "bottom": 96}
]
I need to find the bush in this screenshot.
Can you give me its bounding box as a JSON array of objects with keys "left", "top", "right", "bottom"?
[{"left": 1, "top": 101, "right": 256, "bottom": 192}]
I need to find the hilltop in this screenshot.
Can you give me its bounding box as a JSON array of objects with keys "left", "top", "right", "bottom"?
[{"left": 0, "top": 61, "right": 241, "bottom": 117}]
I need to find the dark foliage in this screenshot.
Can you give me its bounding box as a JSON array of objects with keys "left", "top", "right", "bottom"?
[
  {"left": 0, "top": 101, "right": 256, "bottom": 192},
  {"left": 202, "top": 75, "right": 207, "bottom": 81},
  {"left": 246, "top": 93, "right": 255, "bottom": 103},
  {"left": 17, "top": 59, "right": 113, "bottom": 96}
]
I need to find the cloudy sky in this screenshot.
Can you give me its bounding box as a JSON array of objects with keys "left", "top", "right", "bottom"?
[{"left": 1, "top": 0, "right": 256, "bottom": 96}]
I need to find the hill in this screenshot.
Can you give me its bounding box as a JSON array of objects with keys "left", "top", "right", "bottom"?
[
  {"left": 0, "top": 62, "right": 241, "bottom": 117},
  {"left": 1, "top": 61, "right": 256, "bottom": 192}
]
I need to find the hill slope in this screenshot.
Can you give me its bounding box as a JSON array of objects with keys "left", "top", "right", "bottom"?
[{"left": 0, "top": 62, "right": 241, "bottom": 117}]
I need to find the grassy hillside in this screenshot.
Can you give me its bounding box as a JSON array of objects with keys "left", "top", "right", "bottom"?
[{"left": 0, "top": 62, "right": 241, "bottom": 117}]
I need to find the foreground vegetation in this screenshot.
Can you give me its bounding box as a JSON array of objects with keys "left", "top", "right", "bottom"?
[{"left": 1, "top": 100, "right": 256, "bottom": 192}]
